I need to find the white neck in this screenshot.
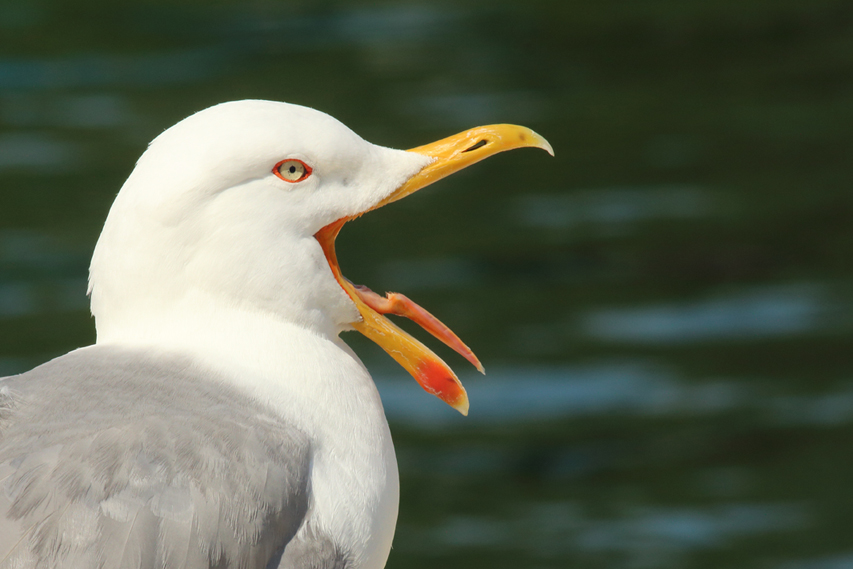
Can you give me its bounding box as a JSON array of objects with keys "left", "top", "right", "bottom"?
[{"left": 95, "top": 290, "right": 399, "bottom": 569}]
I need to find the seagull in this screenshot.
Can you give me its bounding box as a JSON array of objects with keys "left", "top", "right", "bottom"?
[{"left": 0, "top": 100, "right": 552, "bottom": 569}]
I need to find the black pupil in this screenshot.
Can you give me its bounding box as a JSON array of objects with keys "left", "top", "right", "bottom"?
[{"left": 289, "top": 165, "right": 297, "bottom": 174}]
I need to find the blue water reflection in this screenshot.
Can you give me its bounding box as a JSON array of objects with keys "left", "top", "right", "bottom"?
[
  {"left": 0, "top": 133, "right": 79, "bottom": 171},
  {"left": 378, "top": 362, "right": 728, "bottom": 425},
  {"left": 781, "top": 553, "right": 853, "bottom": 569},
  {"left": 397, "top": 502, "right": 807, "bottom": 564},
  {"left": 516, "top": 186, "right": 715, "bottom": 231},
  {"left": 582, "top": 284, "right": 827, "bottom": 343},
  {"left": 379, "top": 364, "right": 853, "bottom": 427},
  {"left": 0, "top": 49, "right": 230, "bottom": 90},
  {"left": 2, "top": 94, "right": 133, "bottom": 129}
]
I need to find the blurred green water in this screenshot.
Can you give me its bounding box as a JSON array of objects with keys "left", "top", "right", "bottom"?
[{"left": 1, "top": 1, "right": 853, "bottom": 567}]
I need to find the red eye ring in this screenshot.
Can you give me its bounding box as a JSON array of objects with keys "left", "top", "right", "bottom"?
[{"left": 273, "top": 159, "right": 313, "bottom": 183}]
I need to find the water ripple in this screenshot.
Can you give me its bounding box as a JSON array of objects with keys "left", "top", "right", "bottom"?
[{"left": 582, "top": 283, "right": 826, "bottom": 344}]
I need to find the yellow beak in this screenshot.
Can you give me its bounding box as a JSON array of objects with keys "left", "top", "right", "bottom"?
[{"left": 315, "top": 124, "right": 553, "bottom": 415}]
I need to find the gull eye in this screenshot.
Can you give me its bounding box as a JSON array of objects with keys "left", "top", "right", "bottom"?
[{"left": 274, "top": 159, "right": 312, "bottom": 183}]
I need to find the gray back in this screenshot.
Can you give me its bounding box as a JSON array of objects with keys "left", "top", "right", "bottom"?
[{"left": 0, "top": 346, "right": 325, "bottom": 568}]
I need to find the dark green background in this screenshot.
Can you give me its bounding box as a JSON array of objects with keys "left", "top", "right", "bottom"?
[{"left": 2, "top": 1, "right": 852, "bottom": 567}]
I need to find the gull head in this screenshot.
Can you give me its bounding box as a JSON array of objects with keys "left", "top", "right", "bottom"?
[{"left": 89, "top": 100, "right": 552, "bottom": 413}]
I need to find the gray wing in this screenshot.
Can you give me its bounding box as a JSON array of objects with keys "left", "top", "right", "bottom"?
[{"left": 0, "top": 346, "right": 325, "bottom": 569}]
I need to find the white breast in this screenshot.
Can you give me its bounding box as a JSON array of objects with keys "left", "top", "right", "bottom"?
[{"left": 96, "top": 289, "right": 400, "bottom": 569}]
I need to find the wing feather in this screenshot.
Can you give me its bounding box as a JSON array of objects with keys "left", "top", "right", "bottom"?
[{"left": 0, "top": 346, "right": 312, "bottom": 569}]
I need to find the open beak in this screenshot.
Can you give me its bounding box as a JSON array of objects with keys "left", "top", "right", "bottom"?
[{"left": 315, "top": 124, "right": 553, "bottom": 415}]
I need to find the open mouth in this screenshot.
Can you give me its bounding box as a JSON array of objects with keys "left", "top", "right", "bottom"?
[{"left": 315, "top": 124, "right": 553, "bottom": 415}]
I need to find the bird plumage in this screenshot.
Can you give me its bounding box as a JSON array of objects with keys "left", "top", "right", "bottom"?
[
  {"left": 1, "top": 101, "right": 418, "bottom": 568},
  {"left": 0, "top": 99, "right": 552, "bottom": 568},
  {"left": 0, "top": 346, "right": 324, "bottom": 568}
]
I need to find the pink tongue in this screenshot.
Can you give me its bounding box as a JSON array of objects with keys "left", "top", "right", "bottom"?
[{"left": 351, "top": 283, "right": 485, "bottom": 374}]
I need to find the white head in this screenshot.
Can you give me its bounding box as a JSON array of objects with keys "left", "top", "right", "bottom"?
[
  {"left": 89, "top": 100, "right": 429, "bottom": 339},
  {"left": 89, "top": 99, "right": 552, "bottom": 411}
]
